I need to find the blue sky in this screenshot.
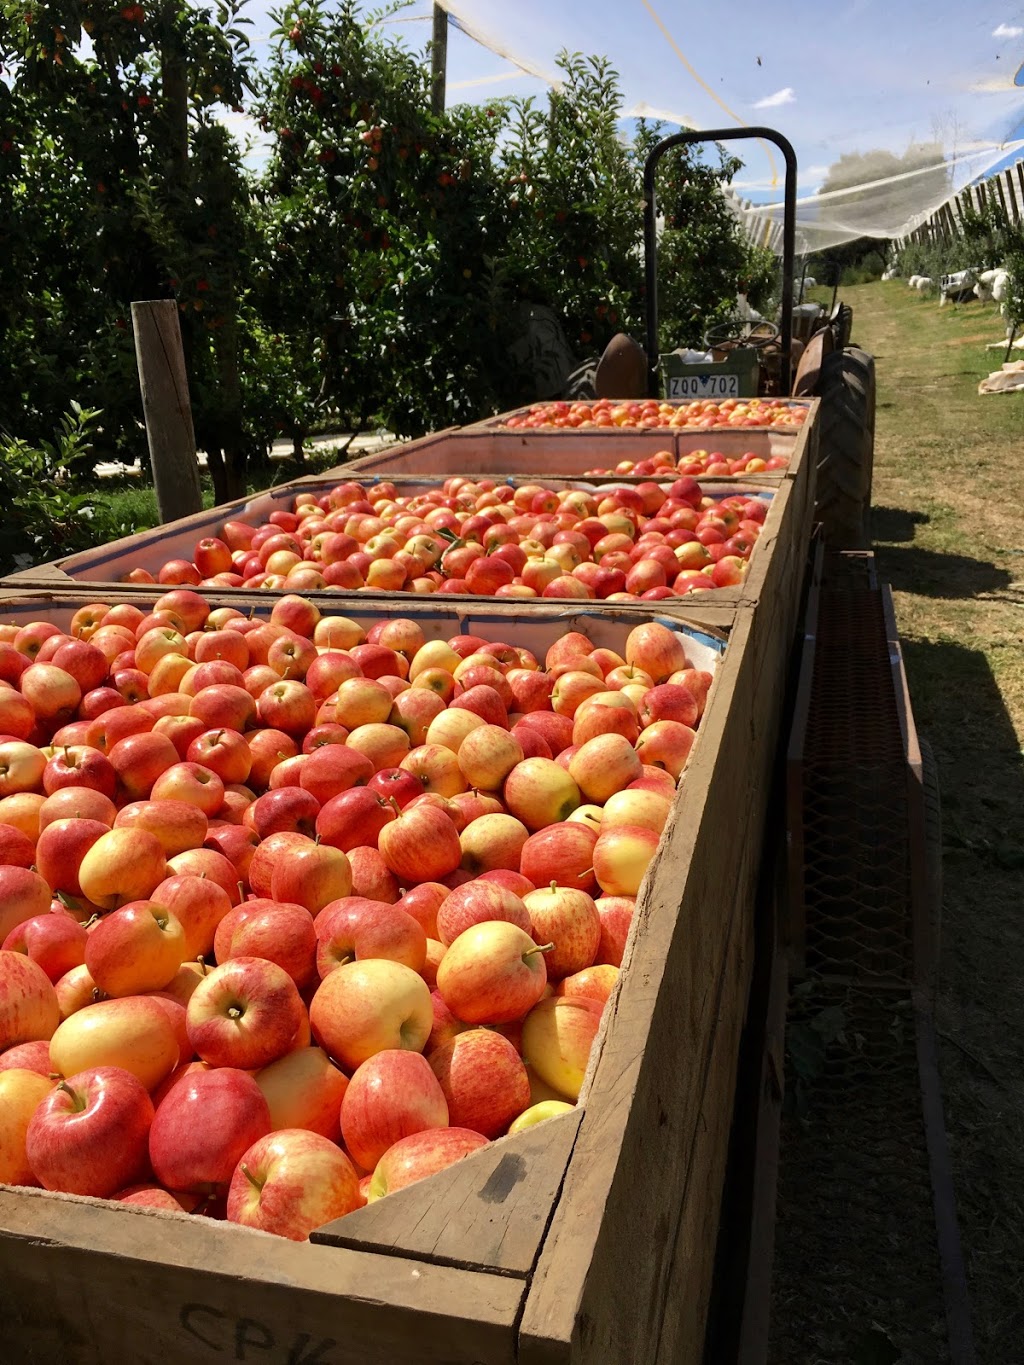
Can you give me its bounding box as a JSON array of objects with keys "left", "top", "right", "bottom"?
[{"left": 232, "top": 1, "right": 1024, "bottom": 235}]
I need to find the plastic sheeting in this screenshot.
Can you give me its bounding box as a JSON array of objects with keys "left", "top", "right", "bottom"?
[{"left": 390, "top": 1, "right": 1024, "bottom": 250}]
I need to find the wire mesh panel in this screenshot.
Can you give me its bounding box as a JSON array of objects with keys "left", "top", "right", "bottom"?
[{"left": 770, "top": 551, "right": 970, "bottom": 1364}]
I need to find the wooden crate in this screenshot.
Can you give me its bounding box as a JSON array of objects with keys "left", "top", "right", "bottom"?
[
  {"left": 0, "top": 578, "right": 796, "bottom": 1364},
  {"left": 1, "top": 473, "right": 776, "bottom": 624}
]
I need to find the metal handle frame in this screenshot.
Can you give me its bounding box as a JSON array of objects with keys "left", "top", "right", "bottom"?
[{"left": 643, "top": 127, "right": 798, "bottom": 398}]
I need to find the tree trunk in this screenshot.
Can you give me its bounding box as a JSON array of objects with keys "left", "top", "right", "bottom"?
[
  {"left": 214, "top": 303, "right": 247, "bottom": 502},
  {"left": 291, "top": 430, "right": 306, "bottom": 466},
  {"left": 204, "top": 445, "right": 228, "bottom": 507}
]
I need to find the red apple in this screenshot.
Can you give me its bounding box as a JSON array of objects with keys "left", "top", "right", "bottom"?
[
  {"left": 26, "top": 1066, "right": 154, "bottom": 1197},
  {"left": 187, "top": 728, "right": 253, "bottom": 785},
  {"left": 395, "top": 882, "right": 448, "bottom": 939},
  {"left": 149, "top": 1066, "right": 272, "bottom": 1194},
  {"left": 522, "top": 883, "right": 600, "bottom": 980},
  {"left": 504, "top": 758, "right": 580, "bottom": 831},
  {"left": 3, "top": 912, "right": 88, "bottom": 984},
  {"left": 340, "top": 1049, "right": 449, "bottom": 1170},
  {"left": 428, "top": 1028, "right": 530, "bottom": 1138},
  {"left": 49, "top": 994, "right": 179, "bottom": 1091},
  {"left": 555, "top": 963, "right": 619, "bottom": 1006},
  {"left": 113, "top": 799, "right": 209, "bottom": 858},
  {"left": 227, "top": 1128, "right": 361, "bottom": 1240},
  {"left": 150, "top": 761, "right": 225, "bottom": 817},
  {"left": 0, "top": 950, "right": 60, "bottom": 1050},
  {"left": 299, "top": 744, "right": 374, "bottom": 805},
  {"left": 568, "top": 732, "right": 642, "bottom": 803},
  {"left": 595, "top": 896, "right": 635, "bottom": 966},
  {"left": 315, "top": 787, "right": 395, "bottom": 855},
  {"left": 522, "top": 995, "right": 604, "bottom": 1100},
  {"left": 41, "top": 744, "right": 117, "bottom": 799},
  {"left": 315, "top": 899, "right": 426, "bottom": 978},
  {"left": 378, "top": 803, "right": 462, "bottom": 883},
  {"left": 271, "top": 841, "right": 353, "bottom": 914},
  {"left": 602, "top": 787, "right": 672, "bottom": 834},
  {"left": 0, "top": 1067, "right": 54, "bottom": 1184},
  {"left": 519, "top": 822, "right": 598, "bottom": 894},
  {"left": 625, "top": 622, "right": 689, "bottom": 683},
  {"left": 368, "top": 1127, "right": 489, "bottom": 1201},
  {"left": 0, "top": 1039, "right": 52, "bottom": 1075},
  {"left": 0, "top": 868, "right": 59, "bottom": 944},
  {"left": 309, "top": 958, "right": 432, "bottom": 1071},
  {"left": 186, "top": 957, "right": 306, "bottom": 1069},
  {"left": 436, "top": 921, "right": 550, "bottom": 1025},
  {"left": 215, "top": 902, "right": 317, "bottom": 990},
  {"left": 250, "top": 787, "right": 319, "bottom": 839},
  {"left": 634, "top": 720, "right": 696, "bottom": 778},
  {"left": 256, "top": 1046, "right": 349, "bottom": 1140},
  {"left": 0, "top": 741, "right": 47, "bottom": 798},
  {"left": 435, "top": 880, "right": 532, "bottom": 946},
  {"left": 347, "top": 846, "right": 400, "bottom": 903},
  {"left": 165, "top": 846, "right": 241, "bottom": 904},
  {"left": 84, "top": 902, "right": 185, "bottom": 997}
]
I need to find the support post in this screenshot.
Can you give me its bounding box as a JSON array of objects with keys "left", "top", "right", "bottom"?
[
  {"left": 431, "top": 4, "right": 448, "bottom": 116},
  {"left": 131, "top": 300, "right": 204, "bottom": 524}
]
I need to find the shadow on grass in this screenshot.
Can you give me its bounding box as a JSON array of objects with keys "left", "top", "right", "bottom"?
[
  {"left": 897, "top": 636, "right": 1024, "bottom": 1360},
  {"left": 872, "top": 542, "right": 1011, "bottom": 598},
  {"left": 767, "top": 629, "right": 1024, "bottom": 1362},
  {"left": 871, "top": 505, "right": 930, "bottom": 543}
]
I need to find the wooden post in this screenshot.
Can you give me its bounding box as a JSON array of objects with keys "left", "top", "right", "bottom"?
[
  {"left": 131, "top": 300, "right": 204, "bottom": 524},
  {"left": 1005, "top": 169, "right": 1022, "bottom": 224},
  {"left": 993, "top": 173, "right": 1009, "bottom": 221},
  {"left": 430, "top": 4, "right": 448, "bottom": 116}
]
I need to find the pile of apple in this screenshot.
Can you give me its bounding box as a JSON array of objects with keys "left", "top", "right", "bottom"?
[
  {"left": 498, "top": 397, "right": 809, "bottom": 432},
  {"left": 126, "top": 476, "right": 769, "bottom": 598},
  {"left": 0, "top": 592, "right": 712, "bottom": 1243},
  {"left": 583, "top": 446, "right": 789, "bottom": 479}
]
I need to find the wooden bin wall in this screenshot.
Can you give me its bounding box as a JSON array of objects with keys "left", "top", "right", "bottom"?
[
  {"left": 2, "top": 473, "right": 784, "bottom": 623},
  {"left": 346, "top": 422, "right": 808, "bottom": 479},
  {"left": 0, "top": 587, "right": 746, "bottom": 1365}
]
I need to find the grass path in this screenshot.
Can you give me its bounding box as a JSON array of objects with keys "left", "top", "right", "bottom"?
[{"left": 836, "top": 282, "right": 1024, "bottom": 1359}]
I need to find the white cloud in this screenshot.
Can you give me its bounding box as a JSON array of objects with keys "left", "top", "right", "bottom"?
[
  {"left": 753, "top": 87, "right": 795, "bottom": 109},
  {"left": 993, "top": 22, "right": 1023, "bottom": 37}
]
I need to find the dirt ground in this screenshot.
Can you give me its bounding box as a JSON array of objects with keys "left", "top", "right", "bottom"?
[{"left": 772, "top": 281, "right": 1024, "bottom": 1363}]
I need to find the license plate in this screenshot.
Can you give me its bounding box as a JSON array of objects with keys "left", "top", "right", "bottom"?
[{"left": 667, "top": 373, "right": 740, "bottom": 399}]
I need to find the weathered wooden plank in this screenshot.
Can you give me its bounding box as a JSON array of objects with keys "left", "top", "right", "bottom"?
[
  {"left": 312, "top": 1108, "right": 583, "bottom": 1276},
  {"left": 0, "top": 1188, "right": 521, "bottom": 1365},
  {"left": 1004, "top": 169, "right": 1021, "bottom": 224},
  {"left": 131, "top": 300, "right": 204, "bottom": 525},
  {"left": 653, "top": 882, "right": 754, "bottom": 1361}
]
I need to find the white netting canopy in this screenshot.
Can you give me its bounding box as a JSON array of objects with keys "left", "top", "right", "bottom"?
[{"left": 381, "top": 0, "right": 1024, "bottom": 250}]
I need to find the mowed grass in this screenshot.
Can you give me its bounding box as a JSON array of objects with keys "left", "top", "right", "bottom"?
[{"left": 837, "top": 281, "right": 1024, "bottom": 1360}]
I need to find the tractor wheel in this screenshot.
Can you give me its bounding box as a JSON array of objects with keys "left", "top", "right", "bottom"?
[
  {"left": 562, "top": 358, "right": 599, "bottom": 402},
  {"left": 814, "top": 346, "right": 876, "bottom": 548}
]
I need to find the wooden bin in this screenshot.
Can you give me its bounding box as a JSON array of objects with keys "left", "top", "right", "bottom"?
[
  {"left": 0, "top": 580, "right": 793, "bottom": 1364},
  {"left": 1, "top": 473, "right": 784, "bottom": 623}
]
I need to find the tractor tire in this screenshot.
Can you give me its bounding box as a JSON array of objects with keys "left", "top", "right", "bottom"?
[
  {"left": 814, "top": 346, "right": 876, "bottom": 548},
  {"left": 562, "top": 358, "right": 599, "bottom": 402}
]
